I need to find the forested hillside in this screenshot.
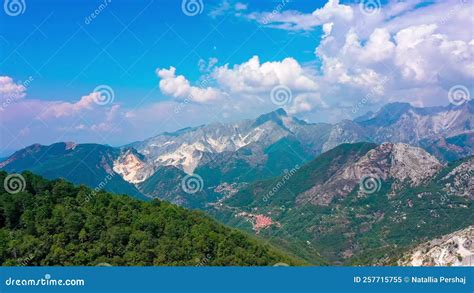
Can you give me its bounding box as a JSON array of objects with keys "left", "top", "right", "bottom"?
[{"left": 0, "top": 171, "right": 301, "bottom": 266}]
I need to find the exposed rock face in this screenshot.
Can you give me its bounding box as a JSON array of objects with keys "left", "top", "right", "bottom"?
[
  {"left": 297, "top": 143, "right": 443, "bottom": 206},
  {"left": 356, "top": 101, "right": 473, "bottom": 145},
  {"left": 113, "top": 149, "right": 154, "bottom": 184},
  {"left": 65, "top": 141, "right": 77, "bottom": 150},
  {"left": 1, "top": 102, "right": 472, "bottom": 200},
  {"left": 325, "top": 101, "right": 474, "bottom": 158},
  {"left": 398, "top": 226, "right": 474, "bottom": 266},
  {"left": 129, "top": 109, "right": 330, "bottom": 179},
  {"left": 385, "top": 143, "right": 443, "bottom": 185},
  {"left": 124, "top": 102, "right": 471, "bottom": 185},
  {"left": 441, "top": 157, "right": 474, "bottom": 200},
  {"left": 322, "top": 120, "right": 369, "bottom": 152}
]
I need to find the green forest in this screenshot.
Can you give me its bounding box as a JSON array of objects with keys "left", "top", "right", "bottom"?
[{"left": 0, "top": 171, "right": 299, "bottom": 266}]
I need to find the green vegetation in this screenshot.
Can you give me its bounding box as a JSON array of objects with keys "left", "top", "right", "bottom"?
[
  {"left": 226, "top": 142, "right": 377, "bottom": 208},
  {"left": 0, "top": 171, "right": 300, "bottom": 266},
  {"left": 1, "top": 143, "right": 146, "bottom": 200},
  {"left": 219, "top": 143, "right": 474, "bottom": 265}
]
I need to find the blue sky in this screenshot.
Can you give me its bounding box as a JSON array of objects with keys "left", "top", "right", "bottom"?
[
  {"left": 0, "top": 0, "right": 472, "bottom": 155},
  {"left": 1, "top": 0, "right": 324, "bottom": 104}
]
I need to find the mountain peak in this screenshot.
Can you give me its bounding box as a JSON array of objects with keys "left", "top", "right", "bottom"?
[
  {"left": 273, "top": 108, "right": 287, "bottom": 116},
  {"left": 356, "top": 102, "right": 412, "bottom": 126},
  {"left": 253, "top": 108, "right": 288, "bottom": 127}
]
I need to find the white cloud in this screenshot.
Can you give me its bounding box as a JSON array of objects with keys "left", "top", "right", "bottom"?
[
  {"left": 0, "top": 76, "right": 26, "bottom": 102},
  {"left": 39, "top": 92, "right": 99, "bottom": 118},
  {"left": 0, "top": 76, "right": 126, "bottom": 151},
  {"left": 209, "top": 0, "right": 247, "bottom": 18},
  {"left": 247, "top": 0, "right": 352, "bottom": 31},
  {"left": 211, "top": 55, "right": 318, "bottom": 93},
  {"left": 312, "top": 0, "right": 353, "bottom": 23},
  {"left": 155, "top": 56, "right": 321, "bottom": 117},
  {"left": 287, "top": 93, "right": 327, "bottom": 115},
  {"left": 198, "top": 57, "right": 218, "bottom": 73},
  {"left": 157, "top": 67, "right": 223, "bottom": 103},
  {"left": 154, "top": 0, "right": 474, "bottom": 122},
  {"left": 244, "top": 0, "right": 474, "bottom": 113}
]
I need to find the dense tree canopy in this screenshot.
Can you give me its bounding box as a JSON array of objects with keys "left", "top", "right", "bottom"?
[{"left": 0, "top": 171, "right": 299, "bottom": 266}]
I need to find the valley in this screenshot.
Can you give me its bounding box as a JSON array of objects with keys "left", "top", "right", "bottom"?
[{"left": 1, "top": 101, "right": 473, "bottom": 266}]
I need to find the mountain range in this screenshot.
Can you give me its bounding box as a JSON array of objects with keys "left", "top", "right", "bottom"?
[
  {"left": 216, "top": 142, "right": 473, "bottom": 264},
  {"left": 1, "top": 101, "right": 473, "bottom": 207},
  {"left": 1, "top": 101, "right": 473, "bottom": 266}
]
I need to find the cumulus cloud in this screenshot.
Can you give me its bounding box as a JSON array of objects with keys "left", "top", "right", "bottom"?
[
  {"left": 247, "top": 0, "right": 352, "bottom": 31},
  {"left": 244, "top": 0, "right": 474, "bottom": 115},
  {"left": 6, "top": 1, "right": 473, "bottom": 152},
  {"left": 38, "top": 92, "right": 100, "bottom": 119},
  {"left": 155, "top": 55, "right": 321, "bottom": 118},
  {"left": 211, "top": 56, "right": 318, "bottom": 93},
  {"left": 152, "top": 0, "right": 474, "bottom": 125},
  {"left": 0, "top": 76, "right": 27, "bottom": 103},
  {"left": 157, "top": 67, "right": 223, "bottom": 103},
  {"left": 156, "top": 0, "right": 473, "bottom": 121}
]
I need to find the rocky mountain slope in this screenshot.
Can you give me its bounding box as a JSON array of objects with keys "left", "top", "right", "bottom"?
[
  {"left": 127, "top": 101, "right": 473, "bottom": 183},
  {"left": 1, "top": 101, "right": 472, "bottom": 208},
  {"left": 0, "top": 142, "right": 147, "bottom": 200},
  {"left": 128, "top": 108, "right": 331, "bottom": 180},
  {"left": 215, "top": 144, "right": 474, "bottom": 265},
  {"left": 398, "top": 225, "right": 473, "bottom": 266},
  {"left": 324, "top": 101, "right": 473, "bottom": 154},
  {"left": 297, "top": 143, "right": 443, "bottom": 206}
]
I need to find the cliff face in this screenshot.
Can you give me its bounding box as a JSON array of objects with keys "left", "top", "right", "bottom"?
[
  {"left": 296, "top": 143, "right": 443, "bottom": 206},
  {"left": 398, "top": 226, "right": 474, "bottom": 266}
]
